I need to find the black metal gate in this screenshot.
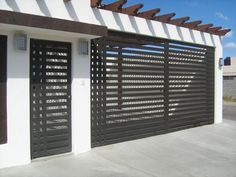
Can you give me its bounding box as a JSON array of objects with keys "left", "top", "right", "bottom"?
[
  {"left": 91, "top": 31, "right": 214, "bottom": 147},
  {"left": 30, "top": 39, "right": 71, "bottom": 159}
]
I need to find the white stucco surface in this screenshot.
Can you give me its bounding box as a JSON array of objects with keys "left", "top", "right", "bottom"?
[
  {"left": 0, "top": 0, "right": 223, "bottom": 169},
  {"left": 0, "top": 0, "right": 222, "bottom": 47},
  {"left": 0, "top": 26, "right": 94, "bottom": 169},
  {"left": 0, "top": 30, "right": 31, "bottom": 169}
]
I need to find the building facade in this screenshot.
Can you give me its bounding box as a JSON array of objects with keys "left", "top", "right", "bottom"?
[
  {"left": 223, "top": 57, "right": 236, "bottom": 97},
  {"left": 0, "top": 0, "right": 228, "bottom": 169}
]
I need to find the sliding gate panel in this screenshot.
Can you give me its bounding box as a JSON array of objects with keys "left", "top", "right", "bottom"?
[
  {"left": 91, "top": 32, "right": 214, "bottom": 147},
  {"left": 167, "top": 42, "right": 215, "bottom": 129},
  {"left": 30, "top": 39, "right": 71, "bottom": 159}
]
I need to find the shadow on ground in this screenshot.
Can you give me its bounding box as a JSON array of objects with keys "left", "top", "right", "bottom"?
[{"left": 0, "top": 103, "right": 236, "bottom": 177}]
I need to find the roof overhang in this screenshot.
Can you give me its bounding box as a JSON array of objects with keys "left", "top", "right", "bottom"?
[{"left": 0, "top": 10, "right": 107, "bottom": 37}]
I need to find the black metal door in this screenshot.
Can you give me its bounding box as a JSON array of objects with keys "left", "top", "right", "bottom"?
[
  {"left": 30, "top": 39, "right": 71, "bottom": 159},
  {"left": 91, "top": 31, "right": 214, "bottom": 147}
]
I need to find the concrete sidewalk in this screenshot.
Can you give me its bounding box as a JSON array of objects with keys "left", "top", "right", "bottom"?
[{"left": 1, "top": 119, "right": 236, "bottom": 177}]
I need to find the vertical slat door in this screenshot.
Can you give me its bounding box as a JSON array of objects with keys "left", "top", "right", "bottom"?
[
  {"left": 91, "top": 32, "right": 215, "bottom": 147},
  {"left": 30, "top": 39, "right": 71, "bottom": 159}
]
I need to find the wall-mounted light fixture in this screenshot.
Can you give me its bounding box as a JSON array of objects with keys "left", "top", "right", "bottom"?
[
  {"left": 14, "top": 33, "right": 27, "bottom": 50},
  {"left": 219, "top": 58, "right": 224, "bottom": 69},
  {"left": 78, "top": 39, "right": 89, "bottom": 55}
]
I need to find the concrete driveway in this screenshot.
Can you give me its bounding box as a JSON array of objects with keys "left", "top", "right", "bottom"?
[
  {"left": 1, "top": 105, "right": 236, "bottom": 177},
  {"left": 224, "top": 101, "right": 236, "bottom": 121}
]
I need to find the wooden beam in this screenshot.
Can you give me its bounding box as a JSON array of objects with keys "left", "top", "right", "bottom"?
[
  {"left": 207, "top": 27, "right": 222, "bottom": 34},
  {"left": 91, "top": 0, "right": 102, "bottom": 8},
  {"left": 170, "top": 17, "right": 190, "bottom": 26},
  {"left": 153, "top": 13, "right": 176, "bottom": 23},
  {"left": 0, "top": 10, "right": 108, "bottom": 37},
  {"left": 182, "top": 20, "right": 202, "bottom": 29},
  {"left": 103, "top": 0, "right": 127, "bottom": 12},
  {"left": 137, "top": 8, "right": 160, "bottom": 19},
  {"left": 194, "top": 24, "right": 213, "bottom": 31},
  {"left": 215, "top": 29, "right": 231, "bottom": 36},
  {"left": 121, "top": 4, "right": 144, "bottom": 16}
]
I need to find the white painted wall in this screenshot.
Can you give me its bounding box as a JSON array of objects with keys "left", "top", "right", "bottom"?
[
  {"left": 0, "top": 30, "right": 31, "bottom": 169},
  {"left": 0, "top": 0, "right": 223, "bottom": 169},
  {"left": 0, "top": 0, "right": 222, "bottom": 47},
  {"left": 215, "top": 42, "right": 223, "bottom": 124},
  {"left": 0, "top": 25, "right": 94, "bottom": 169},
  {"left": 71, "top": 39, "right": 91, "bottom": 155}
]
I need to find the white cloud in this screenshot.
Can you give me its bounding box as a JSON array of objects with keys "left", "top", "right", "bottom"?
[
  {"left": 225, "top": 30, "right": 233, "bottom": 38},
  {"left": 224, "top": 42, "right": 236, "bottom": 49},
  {"left": 216, "top": 12, "right": 229, "bottom": 21}
]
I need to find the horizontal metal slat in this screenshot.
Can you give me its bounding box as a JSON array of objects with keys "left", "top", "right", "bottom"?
[
  {"left": 105, "top": 65, "right": 163, "bottom": 72},
  {"left": 169, "top": 101, "right": 207, "bottom": 108},
  {"left": 169, "top": 105, "right": 207, "bottom": 113},
  {"left": 106, "top": 92, "right": 164, "bottom": 98},
  {"left": 94, "top": 123, "right": 165, "bottom": 144},
  {"left": 169, "top": 90, "right": 207, "bottom": 94},
  {"left": 106, "top": 41, "right": 164, "bottom": 51},
  {"left": 106, "top": 97, "right": 164, "bottom": 104},
  {"left": 169, "top": 109, "right": 209, "bottom": 118},
  {"left": 106, "top": 77, "right": 164, "bottom": 81},
  {"left": 106, "top": 82, "right": 164, "bottom": 86},
  {"left": 106, "top": 106, "right": 164, "bottom": 115},
  {"left": 106, "top": 101, "right": 164, "bottom": 109},
  {"left": 169, "top": 62, "right": 206, "bottom": 69},
  {"left": 169, "top": 97, "right": 209, "bottom": 103},
  {"left": 45, "top": 62, "right": 68, "bottom": 66},
  {"left": 106, "top": 111, "right": 164, "bottom": 121},
  {"left": 105, "top": 58, "right": 164, "bottom": 67},
  {"left": 107, "top": 48, "right": 165, "bottom": 58},
  {"left": 106, "top": 53, "right": 165, "bottom": 61},
  {"left": 169, "top": 66, "right": 207, "bottom": 72},
  {"left": 106, "top": 70, "right": 164, "bottom": 75},
  {"left": 104, "top": 119, "right": 165, "bottom": 136},
  {"left": 168, "top": 44, "right": 207, "bottom": 53},
  {"left": 106, "top": 87, "right": 164, "bottom": 92}
]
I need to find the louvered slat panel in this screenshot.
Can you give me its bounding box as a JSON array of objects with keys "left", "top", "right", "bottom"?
[
  {"left": 30, "top": 39, "right": 71, "bottom": 159},
  {"left": 91, "top": 32, "right": 214, "bottom": 147}
]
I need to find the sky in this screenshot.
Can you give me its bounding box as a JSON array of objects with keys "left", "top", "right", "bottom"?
[{"left": 104, "top": 0, "right": 236, "bottom": 58}]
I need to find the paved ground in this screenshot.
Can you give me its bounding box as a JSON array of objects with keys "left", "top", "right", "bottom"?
[
  {"left": 1, "top": 104, "right": 236, "bottom": 177},
  {"left": 223, "top": 101, "right": 236, "bottom": 121}
]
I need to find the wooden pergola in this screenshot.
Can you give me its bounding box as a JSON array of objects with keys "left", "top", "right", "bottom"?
[{"left": 89, "top": 0, "right": 230, "bottom": 36}]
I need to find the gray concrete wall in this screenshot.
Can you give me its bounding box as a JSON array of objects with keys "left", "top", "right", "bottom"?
[{"left": 223, "top": 77, "right": 236, "bottom": 97}]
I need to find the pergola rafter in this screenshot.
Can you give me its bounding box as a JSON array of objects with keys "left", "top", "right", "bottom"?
[
  {"left": 170, "top": 17, "right": 190, "bottom": 26},
  {"left": 182, "top": 20, "right": 202, "bottom": 29},
  {"left": 102, "top": 0, "right": 127, "bottom": 12},
  {"left": 91, "top": 0, "right": 102, "bottom": 8},
  {"left": 195, "top": 24, "right": 214, "bottom": 32},
  {"left": 121, "top": 4, "right": 144, "bottom": 16},
  {"left": 215, "top": 29, "right": 231, "bottom": 36},
  {"left": 153, "top": 13, "right": 176, "bottom": 23},
  {"left": 137, "top": 8, "right": 160, "bottom": 19},
  {"left": 207, "top": 27, "right": 222, "bottom": 33},
  {"left": 90, "top": 0, "right": 231, "bottom": 36}
]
